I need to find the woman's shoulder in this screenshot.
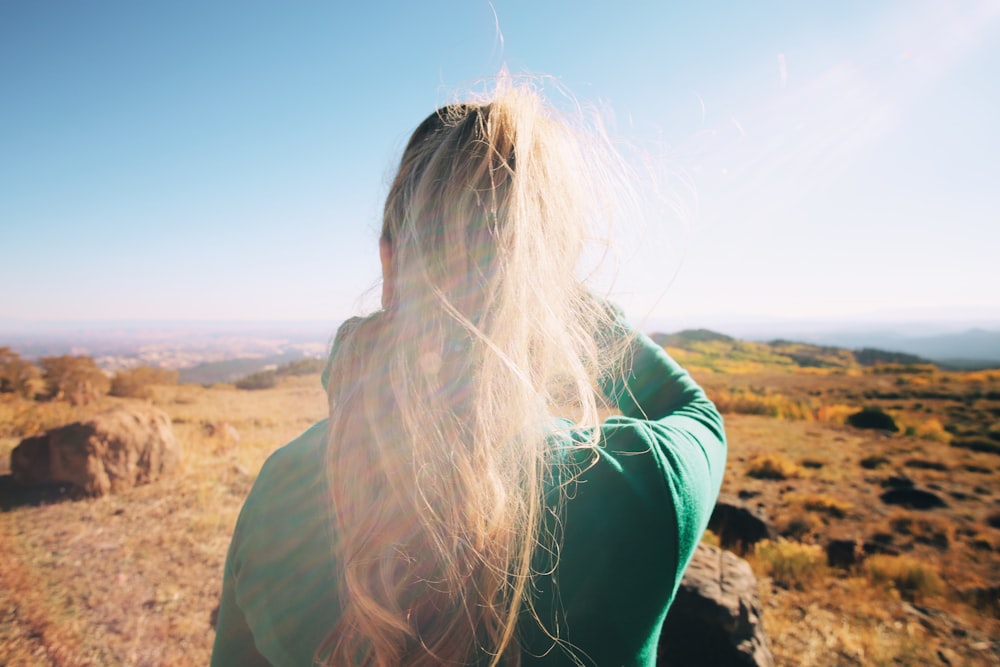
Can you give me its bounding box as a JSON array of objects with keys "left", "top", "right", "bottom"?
[{"left": 235, "top": 419, "right": 331, "bottom": 539}]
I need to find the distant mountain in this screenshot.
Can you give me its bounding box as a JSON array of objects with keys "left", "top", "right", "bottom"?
[
  {"left": 789, "top": 328, "right": 1000, "bottom": 370},
  {"left": 650, "top": 329, "right": 939, "bottom": 373}
]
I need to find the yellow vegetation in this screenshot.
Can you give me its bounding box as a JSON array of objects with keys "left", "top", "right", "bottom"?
[
  {"left": 958, "top": 370, "right": 1000, "bottom": 383},
  {"left": 793, "top": 493, "right": 852, "bottom": 519},
  {"left": 746, "top": 453, "right": 801, "bottom": 480},
  {"left": 0, "top": 393, "right": 114, "bottom": 440},
  {"left": 774, "top": 510, "right": 823, "bottom": 540},
  {"left": 865, "top": 554, "right": 944, "bottom": 601},
  {"left": 753, "top": 539, "right": 827, "bottom": 590},
  {"left": 913, "top": 418, "right": 952, "bottom": 443},
  {"left": 816, "top": 403, "right": 855, "bottom": 424},
  {"left": 708, "top": 388, "right": 815, "bottom": 420}
]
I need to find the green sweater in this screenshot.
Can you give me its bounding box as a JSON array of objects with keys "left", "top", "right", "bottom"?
[{"left": 211, "top": 330, "right": 726, "bottom": 666}]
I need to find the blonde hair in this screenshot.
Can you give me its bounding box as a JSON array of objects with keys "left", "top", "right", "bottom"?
[{"left": 320, "top": 79, "right": 630, "bottom": 666}]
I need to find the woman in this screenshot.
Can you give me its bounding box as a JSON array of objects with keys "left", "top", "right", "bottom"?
[{"left": 212, "top": 82, "right": 726, "bottom": 667}]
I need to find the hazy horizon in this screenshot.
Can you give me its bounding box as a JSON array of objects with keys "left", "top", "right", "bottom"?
[{"left": 3, "top": 308, "right": 999, "bottom": 343}]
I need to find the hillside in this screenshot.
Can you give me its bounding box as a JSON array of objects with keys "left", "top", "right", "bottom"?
[
  {"left": 651, "top": 328, "right": 935, "bottom": 374},
  {"left": 1, "top": 338, "right": 999, "bottom": 665}
]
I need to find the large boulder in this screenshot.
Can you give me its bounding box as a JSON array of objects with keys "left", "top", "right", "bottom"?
[
  {"left": 708, "top": 495, "right": 776, "bottom": 554},
  {"left": 659, "top": 543, "right": 774, "bottom": 667},
  {"left": 10, "top": 405, "right": 181, "bottom": 496}
]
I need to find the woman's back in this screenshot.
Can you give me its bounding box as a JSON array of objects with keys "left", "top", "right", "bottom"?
[
  {"left": 212, "top": 328, "right": 725, "bottom": 666},
  {"left": 211, "top": 80, "right": 726, "bottom": 666}
]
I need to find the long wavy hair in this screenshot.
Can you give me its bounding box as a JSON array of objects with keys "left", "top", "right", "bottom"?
[{"left": 320, "top": 79, "right": 630, "bottom": 666}]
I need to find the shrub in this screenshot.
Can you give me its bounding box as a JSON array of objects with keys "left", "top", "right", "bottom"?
[
  {"left": 776, "top": 511, "right": 823, "bottom": 540},
  {"left": 754, "top": 539, "right": 826, "bottom": 590},
  {"left": 798, "top": 493, "right": 852, "bottom": 519},
  {"left": 0, "top": 347, "right": 42, "bottom": 399},
  {"left": 846, "top": 407, "right": 899, "bottom": 432},
  {"left": 235, "top": 370, "right": 278, "bottom": 390},
  {"left": 746, "top": 453, "right": 801, "bottom": 480},
  {"left": 865, "top": 554, "right": 944, "bottom": 600},
  {"left": 110, "top": 366, "right": 179, "bottom": 398},
  {"left": 38, "top": 355, "right": 110, "bottom": 405},
  {"left": 913, "top": 419, "right": 951, "bottom": 443},
  {"left": 276, "top": 358, "right": 325, "bottom": 377}
]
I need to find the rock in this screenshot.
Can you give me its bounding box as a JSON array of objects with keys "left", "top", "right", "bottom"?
[
  {"left": 880, "top": 487, "right": 948, "bottom": 510},
  {"left": 660, "top": 543, "right": 774, "bottom": 667},
  {"left": 10, "top": 405, "right": 181, "bottom": 497},
  {"left": 708, "top": 495, "right": 775, "bottom": 554}
]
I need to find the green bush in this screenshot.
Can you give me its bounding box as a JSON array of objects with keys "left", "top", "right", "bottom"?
[
  {"left": 276, "top": 358, "right": 325, "bottom": 377},
  {"left": 235, "top": 370, "right": 278, "bottom": 390}
]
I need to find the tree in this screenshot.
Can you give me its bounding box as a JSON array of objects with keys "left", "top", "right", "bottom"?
[
  {"left": 39, "top": 355, "right": 110, "bottom": 405},
  {"left": 0, "top": 347, "right": 42, "bottom": 399}
]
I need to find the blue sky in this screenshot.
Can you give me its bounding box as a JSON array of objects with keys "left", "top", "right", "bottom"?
[{"left": 2, "top": 1, "right": 998, "bottom": 331}]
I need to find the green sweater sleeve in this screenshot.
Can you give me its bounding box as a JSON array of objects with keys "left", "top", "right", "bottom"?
[
  {"left": 601, "top": 327, "right": 727, "bottom": 561},
  {"left": 522, "top": 326, "right": 726, "bottom": 666}
]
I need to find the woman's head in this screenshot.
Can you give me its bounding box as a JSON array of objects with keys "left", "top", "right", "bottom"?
[
  {"left": 322, "top": 80, "right": 629, "bottom": 667},
  {"left": 379, "top": 90, "right": 598, "bottom": 330}
]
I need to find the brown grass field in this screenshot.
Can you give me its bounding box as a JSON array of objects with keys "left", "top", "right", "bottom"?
[{"left": 1, "top": 358, "right": 999, "bottom": 666}]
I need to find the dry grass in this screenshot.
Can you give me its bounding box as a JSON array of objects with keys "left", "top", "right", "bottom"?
[
  {"left": 752, "top": 539, "right": 827, "bottom": 590},
  {"left": 708, "top": 387, "right": 815, "bottom": 420},
  {"left": 774, "top": 509, "right": 824, "bottom": 541},
  {"left": 796, "top": 493, "right": 853, "bottom": 519},
  {"left": 816, "top": 403, "right": 855, "bottom": 424},
  {"left": 757, "top": 578, "right": 966, "bottom": 667},
  {"left": 746, "top": 453, "right": 801, "bottom": 480},
  {"left": 3, "top": 361, "right": 1000, "bottom": 666},
  {"left": 0, "top": 375, "right": 327, "bottom": 666},
  {"left": 721, "top": 411, "right": 1000, "bottom": 665},
  {"left": 865, "top": 554, "right": 945, "bottom": 601}
]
